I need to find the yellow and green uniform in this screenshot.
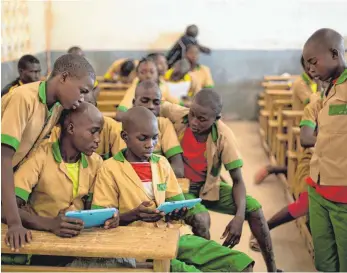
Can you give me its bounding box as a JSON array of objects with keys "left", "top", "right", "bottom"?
[
  {"left": 1, "top": 78, "right": 24, "bottom": 98},
  {"left": 190, "top": 64, "right": 214, "bottom": 94},
  {"left": 291, "top": 73, "right": 317, "bottom": 110},
  {"left": 92, "top": 151, "right": 254, "bottom": 272},
  {"left": 164, "top": 69, "right": 202, "bottom": 98},
  {"left": 103, "top": 59, "right": 138, "bottom": 82}
]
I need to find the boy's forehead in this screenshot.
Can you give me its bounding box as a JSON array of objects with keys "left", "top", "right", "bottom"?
[
  {"left": 137, "top": 86, "right": 160, "bottom": 98},
  {"left": 191, "top": 102, "right": 214, "bottom": 116},
  {"left": 128, "top": 119, "right": 158, "bottom": 135}
]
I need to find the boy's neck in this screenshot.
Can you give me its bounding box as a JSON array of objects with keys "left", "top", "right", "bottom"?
[
  {"left": 124, "top": 149, "right": 149, "bottom": 163},
  {"left": 192, "top": 129, "right": 210, "bottom": 143},
  {"left": 331, "top": 64, "right": 347, "bottom": 82},
  {"left": 46, "top": 78, "right": 58, "bottom": 109},
  {"left": 60, "top": 137, "right": 81, "bottom": 163}
]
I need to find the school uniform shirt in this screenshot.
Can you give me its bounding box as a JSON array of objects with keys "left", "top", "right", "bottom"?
[
  {"left": 48, "top": 116, "right": 122, "bottom": 160},
  {"left": 1, "top": 78, "right": 23, "bottom": 97},
  {"left": 91, "top": 151, "right": 192, "bottom": 234},
  {"left": 1, "top": 81, "right": 63, "bottom": 168},
  {"left": 116, "top": 117, "right": 183, "bottom": 159},
  {"left": 164, "top": 69, "right": 202, "bottom": 98},
  {"left": 103, "top": 58, "right": 139, "bottom": 82},
  {"left": 160, "top": 102, "right": 243, "bottom": 201},
  {"left": 14, "top": 141, "right": 103, "bottom": 218},
  {"left": 292, "top": 73, "right": 317, "bottom": 111},
  {"left": 117, "top": 78, "right": 181, "bottom": 113},
  {"left": 190, "top": 64, "right": 214, "bottom": 92},
  {"left": 308, "top": 69, "right": 347, "bottom": 202}
]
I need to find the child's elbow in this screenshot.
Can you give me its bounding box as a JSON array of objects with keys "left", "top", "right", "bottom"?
[{"left": 173, "top": 167, "right": 185, "bottom": 179}]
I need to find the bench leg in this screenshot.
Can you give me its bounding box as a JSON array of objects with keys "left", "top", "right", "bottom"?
[{"left": 153, "top": 259, "right": 170, "bottom": 272}]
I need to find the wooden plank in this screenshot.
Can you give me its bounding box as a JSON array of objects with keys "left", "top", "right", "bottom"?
[
  {"left": 98, "top": 91, "right": 126, "bottom": 101},
  {"left": 1, "top": 224, "right": 179, "bottom": 260},
  {"left": 98, "top": 83, "right": 130, "bottom": 90},
  {"left": 263, "top": 75, "right": 299, "bottom": 81},
  {"left": 102, "top": 112, "right": 117, "bottom": 118},
  {"left": 2, "top": 265, "right": 153, "bottom": 272},
  {"left": 265, "top": 90, "right": 293, "bottom": 96},
  {"left": 282, "top": 110, "right": 304, "bottom": 118},
  {"left": 262, "top": 82, "right": 291, "bottom": 90},
  {"left": 153, "top": 260, "right": 170, "bottom": 273}
]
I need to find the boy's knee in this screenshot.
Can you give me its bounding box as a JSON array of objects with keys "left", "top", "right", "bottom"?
[
  {"left": 185, "top": 211, "right": 211, "bottom": 240},
  {"left": 245, "top": 195, "right": 262, "bottom": 215}
]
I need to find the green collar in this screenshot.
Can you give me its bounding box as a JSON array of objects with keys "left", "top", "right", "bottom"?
[
  {"left": 192, "top": 64, "right": 201, "bottom": 71},
  {"left": 182, "top": 115, "right": 218, "bottom": 143},
  {"left": 335, "top": 68, "right": 347, "bottom": 85},
  {"left": 52, "top": 141, "right": 88, "bottom": 168},
  {"left": 38, "top": 81, "right": 47, "bottom": 104},
  {"left": 113, "top": 149, "right": 160, "bottom": 163}
]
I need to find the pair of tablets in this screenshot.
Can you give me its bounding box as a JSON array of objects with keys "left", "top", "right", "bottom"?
[{"left": 65, "top": 198, "right": 202, "bottom": 228}]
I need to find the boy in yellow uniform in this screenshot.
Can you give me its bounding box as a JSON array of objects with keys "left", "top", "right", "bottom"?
[
  {"left": 185, "top": 44, "right": 214, "bottom": 95},
  {"left": 92, "top": 106, "right": 254, "bottom": 272},
  {"left": 160, "top": 90, "right": 279, "bottom": 272},
  {"left": 303, "top": 28, "right": 347, "bottom": 272},
  {"left": 116, "top": 58, "right": 183, "bottom": 122},
  {"left": 1, "top": 55, "right": 41, "bottom": 97},
  {"left": 147, "top": 53, "right": 168, "bottom": 79},
  {"left": 1, "top": 54, "right": 96, "bottom": 251},
  {"left": 1, "top": 103, "right": 118, "bottom": 266},
  {"left": 103, "top": 58, "right": 138, "bottom": 83}
]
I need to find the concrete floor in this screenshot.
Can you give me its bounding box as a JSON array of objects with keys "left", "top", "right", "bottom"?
[{"left": 209, "top": 121, "right": 315, "bottom": 272}]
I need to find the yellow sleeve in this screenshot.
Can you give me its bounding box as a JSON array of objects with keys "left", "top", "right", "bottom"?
[
  {"left": 187, "top": 73, "right": 202, "bottom": 97},
  {"left": 158, "top": 118, "right": 183, "bottom": 159},
  {"left": 300, "top": 98, "right": 322, "bottom": 129},
  {"left": 219, "top": 123, "right": 243, "bottom": 171},
  {"left": 104, "top": 59, "right": 125, "bottom": 81},
  {"left": 14, "top": 145, "right": 46, "bottom": 202},
  {"left": 104, "top": 117, "right": 122, "bottom": 156},
  {"left": 163, "top": 159, "right": 184, "bottom": 202},
  {"left": 1, "top": 92, "right": 31, "bottom": 151},
  {"left": 91, "top": 162, "right": 119, "bottom": 209},
  {"left": 117, "top": 82, "right": 137, "bottom": 112},
  {"left": 160, "top": 101, "right": 189, "bottom": 124},
  {"left": 202, "top": 66, "right": 214, "bottom": 88}
]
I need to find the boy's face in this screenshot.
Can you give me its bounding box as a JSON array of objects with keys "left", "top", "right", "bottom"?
[
  {"left": 133, "top": 87, "right": 161, "bottom": 117},
  {"left": 122, "top": 119, "right": 159, "bottom": 161},
  {"left": 186, "top": 46, "right": 199, "bottom": 65},
  {"left": 155, "top": 56, "right": 168, "bottom": 77},
  {"left": 69, "top": 112, "right": 104, "bottom": 156},
  {"left": 303, "top": 44, "right": 338, "bottom": 81},
  {"left": 138, "top": 62, "right": 158, "bottom": 82},
  {"left": 20, "top": 63, "right": 41, "bottom": 83},
  {"left": 189, "top": 101, "right": 216, "bottom": 135},
  {"left": 84, "top": 87, "right": 99, "bottom": 106},
  {"left": 58, "top": 74, "right": 94, "bottom": 110}
]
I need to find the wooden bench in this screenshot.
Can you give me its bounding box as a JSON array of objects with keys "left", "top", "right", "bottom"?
[
  {"left": 98, "top": 82, "right": 130, "bottom": 91},
  {"left": 263, "top": 75, "right": 299, "bottom": 81},
  {"left": 261, "top": 82, "right": 291, "bottom": 90},
  {"left": 98, "top": 90, "right": 126, "bottom": 101},
  {"left": 1, "top": 224, "right": 179, "bottom": 272},
  {"left": 97, "top": 100, "right": 121, "bottom": 112}
]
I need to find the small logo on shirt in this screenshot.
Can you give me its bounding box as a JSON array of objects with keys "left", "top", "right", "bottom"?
[{"left": 157, "top": 183, "right": 167, "bottom": 191}]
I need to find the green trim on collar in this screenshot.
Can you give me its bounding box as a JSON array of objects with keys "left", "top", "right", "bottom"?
[
  {"left": 38, "top": 81, "right": 47, "bottom": 104},
  {"left": 203, "top": 85, "right": 214, "bottom": 89},
  {"left": 336, "top": 68, "right": 347, "bottom": 85},
  {"left": 117, "top": 105, "right": 128, "bottom": 112},
  {"left": 182, "top": 115, "right": 189, "bottom": 124},
  {"left": 193, "top": 64, "right": 201, "bottom": 71},
  {"left": 52, "top": 141, "right": 88, "bottom": 168},
  {"left": 301, "top": 72, "right": 311, "bottom": 86},
  {"left": 179, "top": 101, "right": 185, "bottom": 107},
  {"left": 15, "top": 187, "right": 30, "bottom": 202},
  {"left": 113, "top": 149, "right": 161, "bottom": 163},
  {"left": 211, "top": 123, "right": 218, "bottom": 142},
  {"left": 299, "top": 120, "right": 316, "bottom": 129}
]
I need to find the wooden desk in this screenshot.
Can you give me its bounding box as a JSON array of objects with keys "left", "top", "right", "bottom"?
[
  {"left": 1, "top": 224, "right": 179, "bottom": 272},
  {"left": 98, "top": 83, "right": 130, "bottom": 91},
  {"left": 263, "top": 75, "right": 299, "bottom": 81},
  {"left": 98, "top": 90, "right": 126, "bottom": 101},
  {"left": 262, "top": 82, "right": 291, "bottom": 90}
]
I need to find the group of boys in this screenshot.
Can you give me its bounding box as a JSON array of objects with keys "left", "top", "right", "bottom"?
[{"left": 1, "top": 27, "right": 346, "bottom": 272}]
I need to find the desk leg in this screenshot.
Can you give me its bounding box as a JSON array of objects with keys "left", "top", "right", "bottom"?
[{"left": 153, "top": 259, "right": 170, "bottom": 272}]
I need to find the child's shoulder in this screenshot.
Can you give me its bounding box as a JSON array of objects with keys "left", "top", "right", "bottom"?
[
  {"left": 215, "top": 120, "right": 236, "bottom": 140},
  {"left": 87, "top": 152, "right": 103, "bottom": 168},
  {"left": 3, "top": 81, "right": 41, "bottom": 104},
  {"left": 103, "top": 116, "right": 121, "bottom": 130},
  {"left": 151, "top": 153, "right": 171, "bottom": 169}
]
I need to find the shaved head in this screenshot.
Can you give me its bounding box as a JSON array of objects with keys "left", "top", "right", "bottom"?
[
  {"left": 122, "top": 106, "right": 157, "bottom": 133},
  {"left": 133, "top": 80, "right": 161, "bottom": 116},
  {"left": 194, "top": 89, "right": 222, "bottom": 116},
  {"left": 135, "top": 80, "right": 161, "bottom": 99},
  {"left": 63, "top": 102, "right": 103, "bottom": 129},
  {"left": 303, "top": 28, "right": 346, "bottom": 81}
]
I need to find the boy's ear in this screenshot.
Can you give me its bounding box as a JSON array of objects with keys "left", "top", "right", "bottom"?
[
  {"left": 59, "top": 71, "right": 69, "bottom": 83},
  {"left": 216, "top": 114, "right": 222, "bottom": 120},
  {"left": 331, "top": 48, "right": 339, "bottom": 59},
  {"left": 67, "top": 122, "right": 74, "bottom": 135},
  {"left": 121, "top": 130, "right": 128, "bottom": 142}
]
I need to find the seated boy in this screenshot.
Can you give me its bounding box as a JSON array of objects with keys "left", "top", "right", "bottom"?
[
  {"left": 116, "top": 58, "right": 183, "bottom": 122},
  {"left": 92, "top": 106, "right": 254, "bottom": 272},
  {"left": 2, "top": 53, "right": 96, "bottom": 251},
  {"left": 48, "top": 86, "right": 121, "bottom": 160},
  {"left": 2, "top": 103, "right": 118, "bottom": 265},
  {"left": 160, "top": 90, "right": 279, "bottom": 272},
  {"left": 165, "top": 58, "right": 201, "bottom": 101},
  {"left": 147, "top": 53, "right": 168, "bottom": 80},
  {"left": 103, "top": 58, "right": 138, "bottom": 83},
  {"left": 1, "top": 55, "right": 41, "bottom": 97},
  {"left": 166, "top": 25, "right": 211, "bottom": 68},
  {"left": 185, "top": 44, "right": 214, "bottom": 94}
]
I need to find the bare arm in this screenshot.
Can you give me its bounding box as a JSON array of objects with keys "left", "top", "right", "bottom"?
[
  {"left": 168, "top": 154, "right": 185, "bottom": 178},
  {"left": 229, "top": 168, "right": 246, "bottom": 219},
  {"left": 198, "top": 44, "right": 211, "bottom": 54},
  {"left": 300, "top": 126, "right": 316, "bottom": 148}
]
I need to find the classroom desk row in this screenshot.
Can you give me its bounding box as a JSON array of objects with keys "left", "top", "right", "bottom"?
[{"left": 258, "top": 75, "right": 314, "bottom": 260}]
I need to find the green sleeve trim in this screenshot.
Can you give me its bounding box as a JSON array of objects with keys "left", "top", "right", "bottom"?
[
  {"left": 87, "top": 193, "right": 93, "bottom": 202},
  {"left": 203, "top": 85, "right": 214, "bottom": 89},
  {"left": 303, "top": 98, "right": 310, "bottom": 105},
  {"left": 300, "top": 120, "right": 316, "bottom": 129},
  {"left": 15, "top": 187, "right": 30, "bottom": 202},
  {"left": 165, "top": 193, "right": 185, "bottom": 202},
  {"left": 164, "top": 146, "right": 183, "bottom": 159},
  {"left": 117, "top": 105, "right": 128, "bottom": 112},
  {"left": 91, "top": 204, "right": 105, "bottom": 210},
  {"left": 224, "top": 159, "right": 243, "bottom": 171},
  {"left": 179, "top": 101, "right": 185, "bottom": 106},
  {"left": 1, "top": 134, "right": 20, "bottom": 151}
]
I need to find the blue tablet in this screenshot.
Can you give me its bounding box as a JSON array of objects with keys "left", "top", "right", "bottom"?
[
  {"left": 65, "top": 208, "right": 117, "bottom": 228},
  {"left": 157, "top": 198, "right": 202, "bottom": 214}
]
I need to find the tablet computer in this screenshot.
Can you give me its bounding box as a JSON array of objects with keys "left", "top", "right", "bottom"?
[
  {"left": 65, "top": 208, "right": 117, "bottom": 228},
  {"left": 157, "top": 198, "right": 202, "bottom": 214}
]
